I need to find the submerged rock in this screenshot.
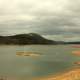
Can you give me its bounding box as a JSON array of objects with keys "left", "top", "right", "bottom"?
[
  {"left": 16, "top": 52, "right": 41, "bottom": 57},
  {"left": 72, "top": 45, "right": 80, "bottom": 48},
  {"left": 74, "top": 61, "right": 80, "bottom": 65},
  {"left": 72, "top": 51, "right": 80, "bottom": 56}
]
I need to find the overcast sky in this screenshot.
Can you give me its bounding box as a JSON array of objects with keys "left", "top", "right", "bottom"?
[{"left": 0, "top": 0, "right": 80, "bottom": 41}]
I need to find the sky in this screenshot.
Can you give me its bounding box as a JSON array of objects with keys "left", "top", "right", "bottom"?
[{"left": 0, "top": 0, "right": 80, "bottom": 41}]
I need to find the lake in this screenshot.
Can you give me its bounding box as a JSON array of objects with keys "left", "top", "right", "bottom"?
[{"left": 0, "top": 45, "right": 80, "bottom": 80}]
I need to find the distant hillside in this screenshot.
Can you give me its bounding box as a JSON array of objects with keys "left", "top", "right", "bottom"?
[{"left": 0, "top": 33, "right": 57, "bottom": 45}]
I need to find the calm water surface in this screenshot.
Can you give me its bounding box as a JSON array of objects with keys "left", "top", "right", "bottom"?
[{"left": 0, "top": 45, "right": 80, "bottom": 80}]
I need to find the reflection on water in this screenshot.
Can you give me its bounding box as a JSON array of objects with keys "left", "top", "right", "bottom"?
[{"left": 0, "top": 45, "right": 80, "bottom": 79}]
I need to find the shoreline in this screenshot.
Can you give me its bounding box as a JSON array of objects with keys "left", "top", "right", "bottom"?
[{"left": 33, "top": 66, "right": 80, "bottom": 80}]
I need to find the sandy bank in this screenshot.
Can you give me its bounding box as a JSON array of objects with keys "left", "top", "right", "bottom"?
[{"left": 34, "top": 67, "right": 80, "bottom": 80}]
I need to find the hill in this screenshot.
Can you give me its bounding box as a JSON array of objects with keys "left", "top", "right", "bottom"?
[{"left": 0, "top": 33, "right": 57, "bottom": 45}]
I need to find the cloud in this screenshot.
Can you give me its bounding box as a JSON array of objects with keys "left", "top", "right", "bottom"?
[{"left": 0, "top": 0, "right": 80, "bottom": 39}]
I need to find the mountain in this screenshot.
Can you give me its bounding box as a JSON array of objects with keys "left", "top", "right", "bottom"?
[{"left": 0, "top": 33, "right": 57, "bottom": 45}]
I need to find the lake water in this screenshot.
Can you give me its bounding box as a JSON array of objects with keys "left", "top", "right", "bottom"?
[{"left": 0, "top": 45, "right": 80, "bottom": 80}]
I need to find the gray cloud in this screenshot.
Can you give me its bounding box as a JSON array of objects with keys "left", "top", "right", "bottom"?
[{"left": 0, "top": 0, "right": 80, "bottom": 37}]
